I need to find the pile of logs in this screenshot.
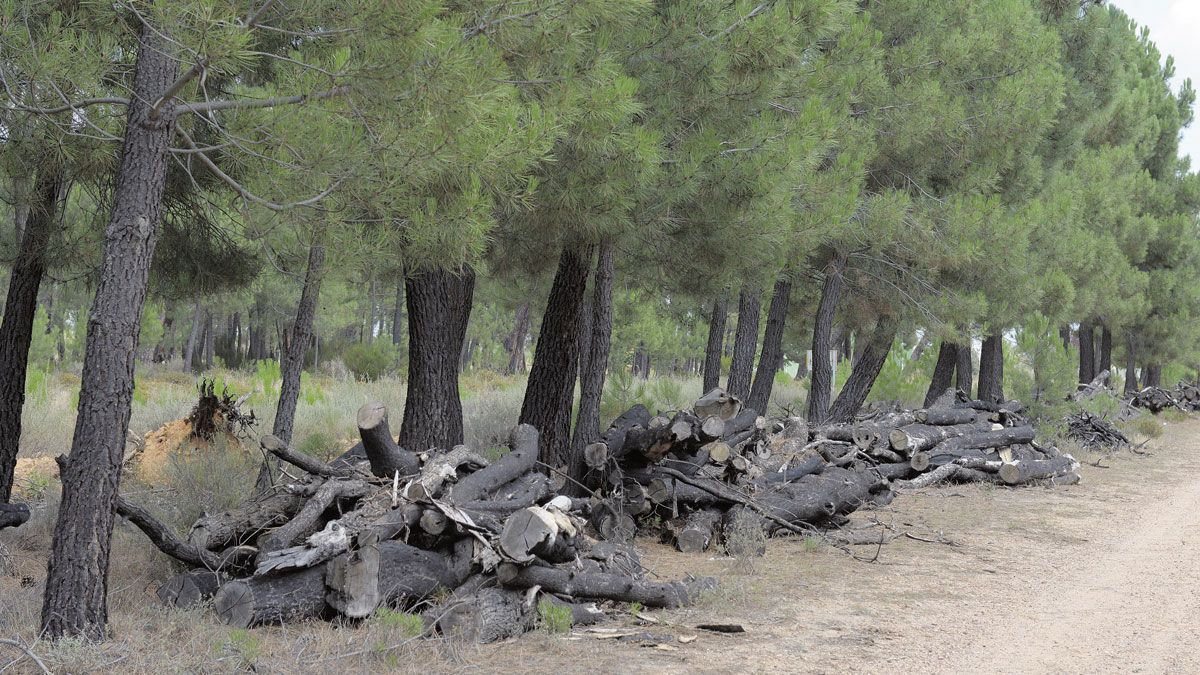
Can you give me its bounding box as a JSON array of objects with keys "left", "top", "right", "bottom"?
[
  {"left": 1064, "top": 411, "right": 1130, "bottom": 451},
  {"left": 112, "top": 387, "right": 1079, "bottom": 642},
  {"left": 1129, "top": 383, "right": 1200, "bottom": 414}
]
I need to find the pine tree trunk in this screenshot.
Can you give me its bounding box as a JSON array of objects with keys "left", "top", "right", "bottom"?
[
  {"left": 202, "top": 310, "right": 214, "bottom": 370},
  {"left": 726, "top": 286, "right": 761, "bottom": 400},
  {"left": 576, "top": 299, "right": 594, "bottom": 389},
  {"left": 795, "top": 351, "right": 808, "bottom": 380},
  {"left": 42, "top": 21, "right": 178, "bottom": 640},
  {"left": 366, "top": 273, "right": 376, "bottom": 344},
  {"left": 1078, "top": 321, "right": 1095, "bottom": 385},
  {"left": 182, "top": 297, "right": 202, "bottom": 373},
  {"left": 0, "top": 165, "right": 63, "bottom": 504},
  {"left": 1059, "top": 325, "right": 1071, "bottom": 351},
  {"left": 827, "top": 323, "right": 894, "bottom": 424},
  {"left": 272, "top": 243, "right": 326, "bottom": 446},
  {"left": 955, "top": 338, "right": 973, "bottom": 394},
  {"left": 747, "top": 279, "right": 791, "bottom": 413},
  {"left": 923, "top": 341, "right": 958, "bottom": 408},
  {"left": 520, "top": 245, "right": 594, "bottom": 468},
  {"left": 400, "top": 267, "right": 474, "bottom": 452},
  {"left": 392, "top": 280, "right": 404, "bottom": 347},
  {"left": 702, "top": 294, "right": 728, "bottom": 393},
  {"left": 977, "top": 333, "right": 1004, "bottom": 402},
  {"left": 1145, "top": 363, "right": 1162, "bottom": 388},
  {"left": 569, "top": 239, "right": 614, "bottom": 492},
  {"left": 152, "top": 299, "right": 176, "bottom": 363},
  {"left": 1097, "top": 326, "right": 1112, "bottom": 376},
  {"left": 807, "top": 252, "right": 847, "bottom": 424},
  {"left": 504, "top": 303, "right": 531, "bottom": 375},
  {"left": 1124, "top": 337, "right": 1139, "bottom": 394}
]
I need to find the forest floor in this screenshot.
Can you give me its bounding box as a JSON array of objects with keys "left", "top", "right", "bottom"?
[{"left": 3, "top": 415, "right": 1198, "bottom": 673}]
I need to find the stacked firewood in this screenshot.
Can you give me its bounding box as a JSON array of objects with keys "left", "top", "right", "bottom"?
[
  {"left": 1129, "top": 382, "right": 1200, "bottom": 414},
  {"left": 112, "top": 388, "right": 1078, "bottom": 642}
]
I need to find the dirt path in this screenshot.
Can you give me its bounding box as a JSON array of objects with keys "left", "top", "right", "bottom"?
[{"left": 479, "top": 420, "right": 1200, "bottom": 675}]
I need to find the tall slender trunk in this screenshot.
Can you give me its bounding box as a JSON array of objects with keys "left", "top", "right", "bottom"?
[
  {"left": 400, "top": 267, "right": 474, "bottom": 452},
  {"left": 827, "top": 323, "right": 894, "bottom": 424},
  {"left": 152, "top": 299, "right": 176, "bottom": 363},
  {"left": 795, "top": 351, "right": 808, "bottom": 380},
  {"left": 747, "top": 279, "right": 791, "bottom": 413},
  {"left": 392, "top": 280, "right": 404, "bottom": 347},
  {"left": 1059, "top": 325, "right": 1071, "bottom": 351},
  {"left": 520, "top": 245, "right": 594, "bottom": 468},
  {"left": 365, "top": 273, "right": 376, "bottom": 344},
  {"left": 42, "top": 21, "right": 178, "bottom": 640},
  {"left": 1097, "top": 326, "right": 1112, "bottom": 376},
  {"left": 569, "top": 239, "right": 614, "bottom": 493},
  {"left": 954, "top": 338, "right": 973, "bottom": 394},
  {"left": 923, "top": 341, "right": 958, "bottom": 408},
  {"left": 807, "top": 252, "right": 847, "bottom": 424},
  {"left": 201, "top": 310, "right": 214, "bottom": 370},
  {"left": 702, "top": 293, "right": 729, "bottom": 393},
  {"left": 977, "top": 332, "right": 1004, "bottom": 402},
  {"left": 726, "top": 286, "right": 761, "bottom": 400},
  {"left": 1078, "top": 321, "right": 1095, "bottom": 384},
  {"left": 504, "top": 303, "right": 531, "bottom": 375},
  {"left": 0, "top": 165, "right": 63, "bottom": 504},
  {"left": 1124, "top": 338, "right": 1139, "bottom": 394},
  {"left": 272, "top": 243, "right": 326, "bottom": 446},
  {"left": 182, "top": 297, "right": 202, "bottom": 372},
  {"left": 575, "top": 299, "right": 594, "bottom": 389}
]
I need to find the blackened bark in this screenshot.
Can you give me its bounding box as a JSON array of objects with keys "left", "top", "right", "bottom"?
[
  {"left": 955, "top": 338, "right": 973, "bottom": 395},
  {"left": 702, "top": 294, "right": 729, "bottom": 393},
  {"left": 504, "top": 302, "right": 531, "bottom": 375},
  {"left": 42, "top": 21, "right": 178, "bottom": 641},
  {"left": 575, "top": 299, "right": 594, "bottom": 389},
  {"left": 392, "top": 280, "right": 404, "bottom": 347},
  {"left": 1145, "top": 363, "right": 1162, "bottom": 388},
  {"left": 1124, "top": 338, "right": 1139, "bottom": 394},
  {"left": 923, "top": 341, "right": 958, "bottom": 408},
  {"left": 725, "top": 286, "right": 761, "bottom": 399},
  {"left": 747, "top": 279, "right": 791, "bottom": 413},
  {"left": 807, "top": 252, "right": 847, "bottom": 424},
  {"left": 569, "top": 239, "right": 614, "bottom": 493},
  {"left": 520, "top": 245, "right": 594, "bottom": 467},
  {"left": 1098, "top": 326, "right": 1112, "bottom": 376},
  {"left": 827, "top": 323, "right": 894, "bottom": 424},
  {"left": 182, "top": 297, "right": 202, "bottom": 372},
  {"left": 1059, "top": 325, "right": 1071, "bottom": 351},
  {"left": 976, "top": 333, "right": 1004, "bottom": 402},
  {"left": 0, "top": 166, "right": 63, "bottom": 504},
  {"left": 1077, "top": 321, "right": 1095, "bottom": 385},
  {"left": 400, "top": 267, "right": 475, "bottom": 452},
  {"left": 272, "top": 243, "right": 326, "bottom": 446}
]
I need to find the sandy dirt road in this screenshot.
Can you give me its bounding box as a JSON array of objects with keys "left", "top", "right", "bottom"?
[{"left": 477, "top": 420, "right": 1200, "bottom": 675}]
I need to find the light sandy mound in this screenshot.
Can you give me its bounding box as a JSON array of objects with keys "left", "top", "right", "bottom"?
[{"left": 135, "top": 416, "right": 245, "bottom": 483}]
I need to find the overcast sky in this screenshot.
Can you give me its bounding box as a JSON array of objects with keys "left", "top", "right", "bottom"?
[{"left": 1111, "top": 0, "right": 1200, "bottom": 165}]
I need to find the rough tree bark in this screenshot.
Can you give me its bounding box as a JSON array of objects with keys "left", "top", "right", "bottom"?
[
  {"left": 1144, "top": 363, "right": 1162, "bottom": 388},
  {"left": 955, "top": 337, "right": 973, "bottom": 395},
  {"left": 42, "top": 21, "right": 178, "bottom": 640},
  {"left": 827, "top": 323, "right": 895, "bottom": 424},
  {"left": 1124, "top": 337, "right": 1139, "bottom": 394},
  {"left": 569, "top": 239, "right": 614, "bottom": 490},
  {"left": 922, "top": 341, "right": 958, "bottom": 408},
  {"left": 1097, "top": 326, "right": 1112, "bottom": 376},
  {"left": 747, "top": 279, "right": 792, "bottom": 413},
  {"left": 0, "top": 165, "right": 63, "bottom": 503},
  {"left": 702, "top": 293, "right": 729, "bottom": 393},
  {"left": 807, "top": 252, "right": 847, "bottom": 424},
  {"left": 272, "top": 243, "right": 325, "bottom": 446},
  {"left": 400, "top": 267, "right": 475, "bottom": 452},
  {"left": 503, "top": 302, "right": 531, "bottom": 375},
  {"left": 976, "top": 332, "right": 1004, "bottom": 402},
  {"left": 726, "top": 286, "right": 761, "bottom": 400},
  {"left": 1078, "top": 320, "right": 1095, "bottom": 385},
  {"left": 520, "top": 245, "right": 594, "bottom": 468}
]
